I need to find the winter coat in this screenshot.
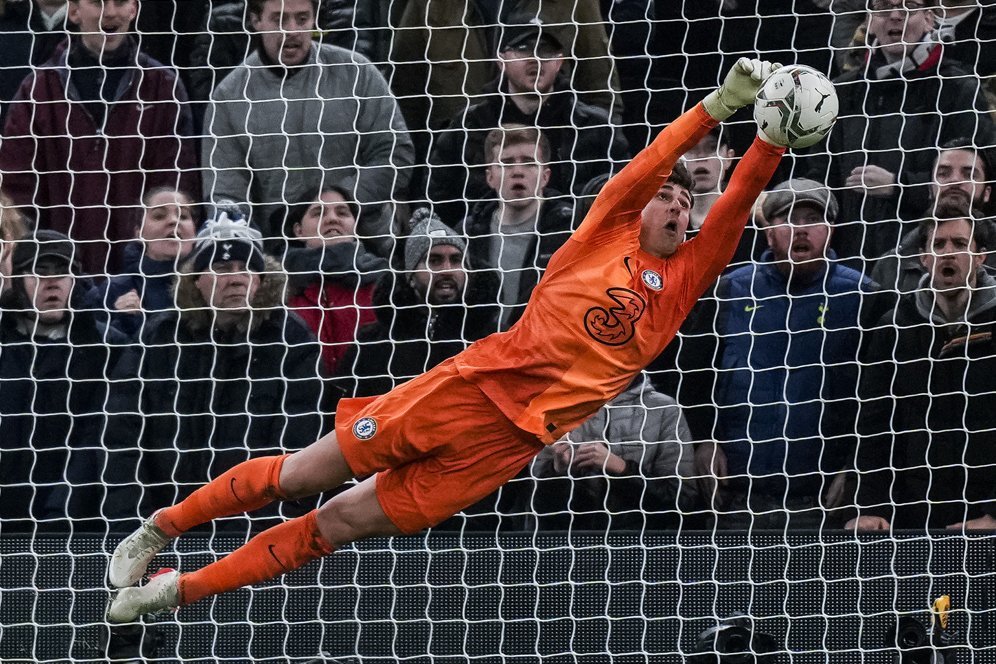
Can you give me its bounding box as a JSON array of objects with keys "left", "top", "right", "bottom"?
[
  {"left": 86, "top": 247, "right": 185, "bottom": 339},
  {"left": 427, "top": 72, "right": 629, "bottom": 222},
  {"left": 460, "top": 192, "right": 575, "bottom": 327},
  {"left": 854, "top": 273, "right": 996, "bottom": 529},
  {"left": 528, "top": 374, "right": 699, "bottom": 531},
  {"left": 0, "top": 37, "right": 200, "bottom": 275},
  {"left": 715, "top": 252, "right": 871, "bottom": 496},
  {"left": 0, "top": 303, "right": 125, "bottom": 529},
  {"left": 802, "top": 49, "right": 992, "bottom": 261},
  {"left": 284, "top": 241, "right": 388, "bottom": 375},
  {"left": 103, "top": 263, "right": 327, "bottom": 524},
  {"left": 0, "top": 2, "right": 71, "bottom": 124},
  {"left": 201, "top": 42, "right": 414, "bottom": 240}
]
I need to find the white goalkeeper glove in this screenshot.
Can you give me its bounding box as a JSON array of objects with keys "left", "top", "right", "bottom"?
[{"left": 702, "top": 57, "right": 781, "bottom": 121}]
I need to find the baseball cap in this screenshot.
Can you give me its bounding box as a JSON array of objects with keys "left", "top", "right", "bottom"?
[
  {"left": 762, "top": 178, "right": 840, "bottom": 223},
  {"left": 500, "top": 14, "right": 565, "bottom": 54},
  {"left": 11, "top": 229, "right": 77, "bottom": 274}
]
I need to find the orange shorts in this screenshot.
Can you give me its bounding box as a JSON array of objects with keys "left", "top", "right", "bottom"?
[{"left": 335, "top": 358, "right": 544, "bottom": 534}]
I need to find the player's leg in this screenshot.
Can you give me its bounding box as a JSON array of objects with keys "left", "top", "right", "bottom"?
[
  {"left": 107, "top": 475, "right": 399, "bottom": 622},
  {"left": 109, "top": 430, "right": 355, "bottom": 588}
]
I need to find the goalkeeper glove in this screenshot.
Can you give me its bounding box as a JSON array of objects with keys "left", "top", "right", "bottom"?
[{"left": 702, "top": 57, "right": 781, "bottom": 121}]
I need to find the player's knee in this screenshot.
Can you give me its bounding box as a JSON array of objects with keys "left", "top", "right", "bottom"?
[{"left": 317, "top": 493, "right": 388, "bottom": 547}]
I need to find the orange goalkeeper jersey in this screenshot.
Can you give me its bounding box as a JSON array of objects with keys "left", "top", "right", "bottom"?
[{"left": 454, "top": 104, "right": 785, "bottom": 443}]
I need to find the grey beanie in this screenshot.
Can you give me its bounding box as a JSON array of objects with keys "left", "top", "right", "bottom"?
[
  {"left": 404, "top": 208, "right": 468, "bottom": 271},
  {"left": 762, "top": 178, "right": 840, "bottom": 223},
  {"left": 189, "top": 211, "right": 267, "bottom": 273}
]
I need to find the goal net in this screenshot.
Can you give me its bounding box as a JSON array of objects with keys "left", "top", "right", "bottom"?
[{"left": 0, "top": 0, "right": 994, "bottom": 661}]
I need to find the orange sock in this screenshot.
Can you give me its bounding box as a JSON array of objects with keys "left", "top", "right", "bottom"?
[
  {"left": 155, "top": 454, "right": 290, "bottom": 537},
  {"left": 178, "top": 510, "right": 334, "bottom": 605}
]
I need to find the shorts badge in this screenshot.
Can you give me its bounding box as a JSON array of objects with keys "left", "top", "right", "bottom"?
[
  {"left": 353, "top": 417, "right": 378, "bottom": 440},
  {"left": 641, "top": 269, "right": 663, "bottom": 291}
]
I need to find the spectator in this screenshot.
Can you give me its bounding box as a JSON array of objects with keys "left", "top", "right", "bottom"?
[
  {"left": 0, "top": 230, "right": 124, "bottom": 530},
  {"left": 390, "top": 1, "right": 622, "bottom": 147},
  {"left": 0, "top": 0, "right": 70, "bottom": 124},
  {"left": 934, "top": 1, "right": 996, "bottom": 115},
  {"left": 695, "top": 179, "right": 872, "bottom": 530},
  {"left": 849, "top": 197, "right": 996, "bottom": 531},
  {"left": 803, "top": 0, "right": 992, "bottom": 264},
  {"left": 344, "top": 209, "right": 500, "bottom": 398},
  {"left": 462, "top": 125, "right": 575, "bottom": 329},
  {"left": 526, "top": 372, "right": 700, "bottom": 531},
  {"left": 0, "top": 191, "right": 28, "bottom": 293},
  {"left": 201, "top": 0, "right": 414, "bottom": 246},
  {"left": 103, "top": 214, "right": 327, "bottom": 528},
  {"left": 0, "top": 0, "right": 200, "bottom": 275},
  {"left": 426, "top": 12, "right": 628, "bottom": 223},
  {"left": 87, "top": 187, "right": 198, "bottom": 338},
  {"left": 280, "top": 185, "right": 389, "bottom": 376},
  {"left": 873, "top": 141, "right": 995, "bottom": 294}
]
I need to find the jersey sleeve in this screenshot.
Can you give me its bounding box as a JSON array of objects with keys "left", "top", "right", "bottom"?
[
  {"left": 572, "top": 104, "right": 719, "bottom": 246},
  {"left": 682, "top": 136, "right": 785, "bottom": 299}
]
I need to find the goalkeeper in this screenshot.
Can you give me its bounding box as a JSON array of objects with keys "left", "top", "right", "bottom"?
[{"left": 107, "top": 58, "right": 786, "bottom": 622}]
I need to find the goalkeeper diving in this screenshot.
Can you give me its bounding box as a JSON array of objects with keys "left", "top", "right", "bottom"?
[{"left": 107, "top": 58, "right": 792, "bottom": 621}]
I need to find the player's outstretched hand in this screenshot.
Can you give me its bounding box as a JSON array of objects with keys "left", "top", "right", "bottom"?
[{"left": 702, "top": 58, "right": 781, "bottom": 121}]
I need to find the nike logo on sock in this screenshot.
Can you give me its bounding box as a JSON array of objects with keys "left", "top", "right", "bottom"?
[
  {"left": 268, "top": 544, "right": 289, "bottom": 573},
  {"left": 230, "top": 477, "right": 247, "bottom": 504}
]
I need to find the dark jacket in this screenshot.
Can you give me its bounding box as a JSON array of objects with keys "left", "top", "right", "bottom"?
[
  {"left": 803, "top": 51, "right": 992, "bottom": 261},
  {"left": 0, "top": 297, "right": 125, "bottom": 529},
  {"left": 427, "top": 72, "right": 629, "bottom": 222},
  {"left": 103, "top": 263, "right": 326, "bottom": 526},
  {"left": 0, "top": 2, "right": 72, "bottom": 124},
  {"left": 87, "top": 246, "right": 185, "bottom": 339},
  {"left": 854, "top": 275, "right": 996, "bottom": 529},
  {"left": 343, "top": 267, "right": 501, "bottom": 398},
  {"left": 0, "top": 37, "right": 200, "bottom": 274},
  {"left": 715, "top": 252, "right": 871, "bottom": 496},
  {"left": 461, "top": 192, "right": 575, "bottom": 326}
]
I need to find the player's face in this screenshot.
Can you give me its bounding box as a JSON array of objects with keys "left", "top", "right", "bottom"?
[
  {"left": 868, "top": 0, "right": 934, "bottom": 60},
  {"left": 931, "top": 149, "right": 991, "bottom": 207},
  {"left": 22, "top": 258, "right": 74, "bottom": 324},
  {"left": 499, "top": 42, "right": 564, "bottom": 95},
  {"left": 639, "top": 183, "right": 692, "bottom": 258},
  {"left": 196, "top": 260, "right": 261, "bottom": 310},
  {"left": 764, "top": 204, "right": 832, "bottom": 278},
  {"left": 141, "top": 190, "right": 197, "bottom": 262},
  {"left": 683, "top": 135, "right": 735, "bottom": 194},
  {"left": 68, "top": 0, "right": 138, "bottom": 56},
  {"left": 411, "top": 244, "right": 466, "bottom": 305},
  {"left": 293, "top": 190, "right": 357, "bottom": 249},
  {"left": 919, "top": 218, "right": 985, "bottom": 291},
  {"left": 485, "top": 142, "right": 551, "bottom": 207},
  {"left": 250, "top": 0, "right": 315, "bottom": 66}
]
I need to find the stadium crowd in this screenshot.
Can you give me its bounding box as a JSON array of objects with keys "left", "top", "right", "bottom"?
[{"left": 1, "top": 0, "right": 996, "bottom": 536}]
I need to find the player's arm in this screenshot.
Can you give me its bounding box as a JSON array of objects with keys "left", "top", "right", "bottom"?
[{"left": 576, "top": 59, "right": 779, "bottom": 242}]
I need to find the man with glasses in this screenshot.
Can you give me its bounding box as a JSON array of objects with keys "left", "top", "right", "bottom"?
[
  {"left": 803, "top": 0, "right": 992, "bottom": 266},
  {"left": 427, "top": 12, "right": 630, "bottom": 224}
]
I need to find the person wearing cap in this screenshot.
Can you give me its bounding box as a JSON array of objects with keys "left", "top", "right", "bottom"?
[
  {"left": 102, "top": 214, "right": 327, "bottom": 531},
  {"left": 106, "top": 58, "right": 790, "bottom": 622},
  {"left": 848, "top": 194, "right": 996, "bottom": 532},
  {"left": 343, "top": 208, "right": 500, "bottom": 400},
  {"left": 693, "top": 178, "right": 873, "bottom": 530},
  {"left": 201, "top": 0, "right": 414, "bottom": 246},
  {"left": 0, "top": 229, "right": 125, "bottom": 530},
  {"left": 280, "top": 185, "right": 389, "bottom": 376},
  {"left": 426, "top": 10, "right": 629, "bottom": 224},
  {"left": 461, "top": 124, "right": 576, "bottom": 330}
]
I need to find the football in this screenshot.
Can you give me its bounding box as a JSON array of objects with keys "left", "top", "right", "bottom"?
[{"left": 753, "top": 65, "right": 838, "bottom": 149}]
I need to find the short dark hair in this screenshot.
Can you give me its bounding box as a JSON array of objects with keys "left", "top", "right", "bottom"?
[
  {"left": 937, "top": 136, "right": 994, "bottom": 185},
  {"left": 248, "top": 0, "right": 319, "bottom": 19},
  {"left": 917, "top": 193, "right": 995, "bottom": 252},
  {"left": 667, "top": 161, "right": 694, "bottom": 193}
]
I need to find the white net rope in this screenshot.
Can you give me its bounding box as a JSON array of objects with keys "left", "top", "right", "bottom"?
[{"left": 0, "top": 0, "right": 994, "bottom": 661}]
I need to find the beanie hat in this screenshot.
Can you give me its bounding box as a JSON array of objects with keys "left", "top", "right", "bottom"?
[
  {"left": 188, "top": 210, "right": 266, "bottom": 273},
  {"left": 404, "top": 208, "right": 468, "bottom": 271}
]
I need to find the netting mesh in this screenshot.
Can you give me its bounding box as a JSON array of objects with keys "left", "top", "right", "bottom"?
[{"left": 1, "top": 0, "right": 995, "bottom": 661}]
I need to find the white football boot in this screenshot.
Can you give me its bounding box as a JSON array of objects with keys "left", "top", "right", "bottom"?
[
  {"left": 108, "top": 513, "right": 171, "bottom": 588},
  {"left": 107, "top": 569, "right": 180, "bottom": 623}
]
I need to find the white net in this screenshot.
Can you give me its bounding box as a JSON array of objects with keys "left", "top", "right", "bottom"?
[{"left": 0, "top": 0, "right": 994, "bottom": 661}]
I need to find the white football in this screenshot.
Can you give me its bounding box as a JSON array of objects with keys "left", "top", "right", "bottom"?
[{"left": 753, "top": 64, "right": 838, "bottom": 149}]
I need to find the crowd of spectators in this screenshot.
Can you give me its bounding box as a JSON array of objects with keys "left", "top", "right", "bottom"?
[{"left": 1, "top": 0, "right": 995, "bottom": 536}]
